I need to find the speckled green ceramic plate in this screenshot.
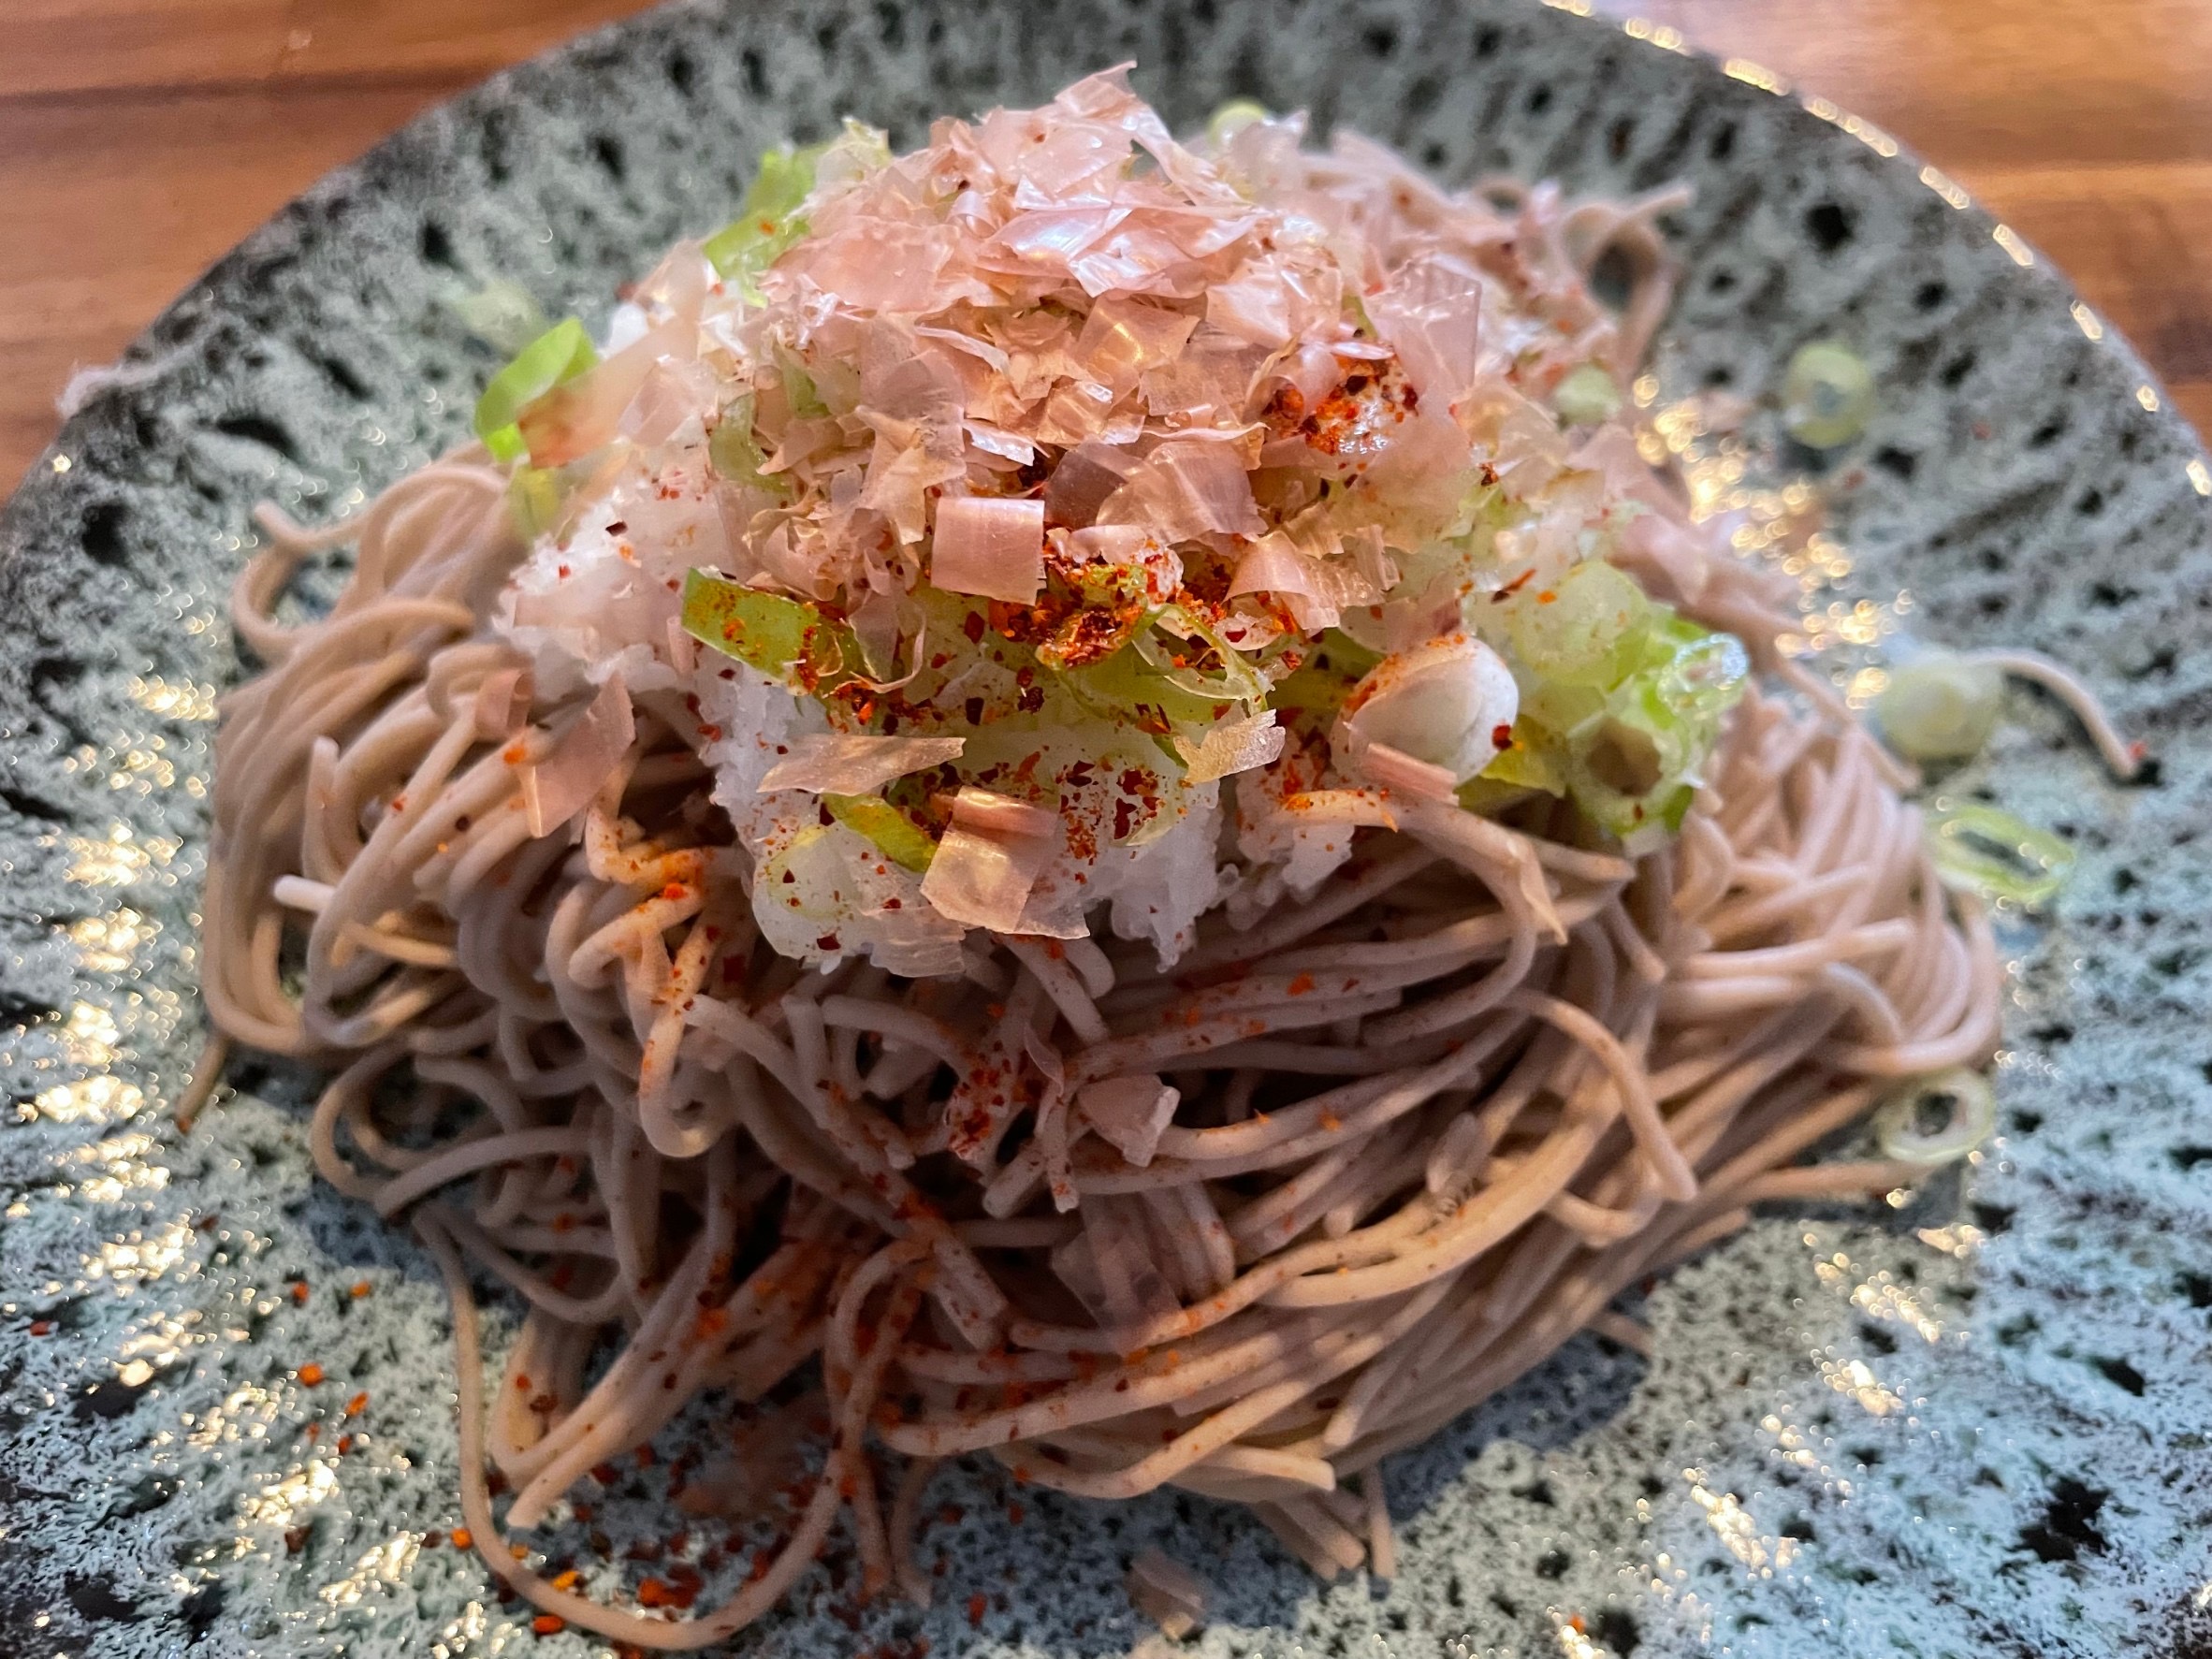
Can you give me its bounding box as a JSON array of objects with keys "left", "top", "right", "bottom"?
[{"left": 6, "top": 3, "right": 2212, "bottom": 1655}]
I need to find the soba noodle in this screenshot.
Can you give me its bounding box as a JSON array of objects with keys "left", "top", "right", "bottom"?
[
  {"left": 196, "top": 76, "right": 2009, "bottom": 1647},
  {"left": 203, "top": 453, "right": 1995, "bottom": 1644}
]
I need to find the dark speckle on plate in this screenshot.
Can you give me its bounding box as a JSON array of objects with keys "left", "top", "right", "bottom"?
[{"left": 3, "top": 1, "right": 2211, "bottom": 1654}]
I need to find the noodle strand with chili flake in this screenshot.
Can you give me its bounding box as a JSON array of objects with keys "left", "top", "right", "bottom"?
[{"left": 198, "top": 73, "right": 2016, "bottom": 1648}]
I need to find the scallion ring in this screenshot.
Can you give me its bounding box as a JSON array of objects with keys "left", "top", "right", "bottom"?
[{"left": 1873, "top": 1068, "right": 1997, "bottom": 1167}]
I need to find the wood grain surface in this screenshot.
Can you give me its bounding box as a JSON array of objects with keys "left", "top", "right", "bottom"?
[{"left": 5, "top": 0, "right": 2208, "bottom": 488}]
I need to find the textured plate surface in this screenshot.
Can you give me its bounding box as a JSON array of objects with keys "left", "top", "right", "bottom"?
[{"left": 4, "top": 3, "right": 2212, "bottom": 1654}]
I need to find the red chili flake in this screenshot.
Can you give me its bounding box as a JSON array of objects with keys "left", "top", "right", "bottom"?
[
  {"left": 570, "top": 1503, "right": 594, "bottom": 1524},
  {"left": 556, "top": 564, "right": 571, "bottom": 579},
  {"left": 27, "top": 1320, "right": 51, "bottom": 1336},
  {"left": 298, "top": 1363, "right": 325, "bottom": 1387},
  {"left": 964, "top": 695, "right": 986, "bottom": 726},
  {"left": 388, "top": 794, "right": 406, "bottom": 814},
  {"left": 604, "top": 520, "right": 628, "bottom": 534},
  {"left": 284, "top": 1524, "right": 311, "bottom": 1554},
  {"left": 349, "top": 1280, "right": 371, "bottom": 1300},
  {"left": 1287, "top": 972, "right": 1317, "bottom": 997},
  {"left": 289, "top": 1282, "right": 309, "bottom": 1305},
  {"left": 1490, "top": 568, "right": 1536, "bottom": 604},
  {"left": 1006, "top": 1502, "right": 1025, "bottom": 1525},
  {"left": 634, "top": 1445, "right": 656, "bottom": 1468},
  {"left": 1535, "top": 589, "right": 1558, "bottom": 605},
  {"left": 967, "top": 1594, "right": 988, "bottom": 1627},
  {"left": 532, "top": 1615, "right": 566, "bottom": 1637},
  {"left": 592, "top": 1463, "right": 621, "bottom": 1485},
  {"left": 661, "top": 883, "right": 688, "bottom": 901},
  {"left": 1492, "top": 723, "right": 1514, "bottom": 749},
  {"left": 450, "top": 1527, "right": 474, "bottom": 1550},
  {"left": 962, "top": 611, "right": 986, "bottom": 644},
  {"left": 817, "top": 934, "right": 841, "bottom": 952},
  {"left": 335, "top": 1434, "right": 355, "bottom": 1455},
  {"left": 344, "top": 1391, "right": 369, "bottom": 1419}
]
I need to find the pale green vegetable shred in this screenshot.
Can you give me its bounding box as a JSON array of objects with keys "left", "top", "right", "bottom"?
[
  {"left": 679, "top": 569, "right": 856, "bottom": 690},
  {"left": 1783, "top": 341, "right": 1875, "bottom": 448},
  {"left": 1874, "top": 1069, "right": 1996, "bottom": 1167},
  {"left": 448, "top": 280, "right": 550, "bottom": 357},
  {"left": 704, "top": 143, "right": 825, "bottom": 299},
  {"left": 473, "top": 318, "right": 597, "bottom": 463},
  {"left": 1552, "top": 363, "right": 1623, "bottom": 427},
  {"left": 1924, "top": 799, "right": 2074, "bottom": 906}
]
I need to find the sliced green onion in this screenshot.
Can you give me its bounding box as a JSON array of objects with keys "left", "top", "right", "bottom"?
[
  {"left": 447, "top": 280, "right": 549, "bottom": 356},
  {"left": 774, "top": 341, "right": 831, "bottom": 419},
  {"left": 1062, "top": 638, "right": 1236, "bottom": 735},
  {"left": 1505, "top": 560, "right": 1649, "bottom": 693},
  {"left": 704, "top": 142, "right": 823, "bottom": 299},
  {"left": 1473, "top": 553, "right": 1752, "bottom": 844},
  {"left": 474, "top": 318, "right": 597, "bottom": 464},
  {"left": 680, "top": 568, "right": 855, "bottom": 691},
  {"left": 1924, "top": 799, "right": 2073, "bottom": 906},
  {"left": 1268, "top": 630, "right": 1384, "bottom": 720},
  {"left": 507, "top": 466, "right": 566, "bottom": 541},
  {"left": 706, "top": 393, "right": 792, "bottom": 499},
  {"left": 1782, "top": 341, "right": 1875, "bottom": 448},
  {"left": 1468, "top": 723, "right": 1567, "bottom": 797},
  {"left": 824, "top": 793, "right": 938, "bottom": 873},
  {"left": 1875, "top": 653, "right": 2002, "bottom": 763},
  {"left": 1553, "top": 363, "right": 1623, "bottom": 427},
  {"left": 1645, "top": 616, "right": 1752, "bottom": 720},
  {"left": 814, "top": 119, "right": 893, "bottom": 187},
  {"left": 1874, "top": 1068, "right": 1996, "bottom": 1166},
  {"left": 1140, "top": 605, "right": 1272, "bottom": 708},
  {"left": 1206, "top": 100, "right": 1272, "bottom": 147}
]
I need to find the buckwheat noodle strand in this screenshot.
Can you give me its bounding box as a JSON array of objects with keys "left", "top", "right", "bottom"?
[{"left": 201, "top": 433, "right": 1997, "bottom": 1642}]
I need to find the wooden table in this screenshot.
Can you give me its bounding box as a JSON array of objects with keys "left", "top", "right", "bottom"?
[{"left": 6, "top": 0, "right": 2210, "bottom": 490}]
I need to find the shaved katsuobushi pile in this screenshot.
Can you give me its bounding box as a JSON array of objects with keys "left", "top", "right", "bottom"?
[{"left": 484, "top": 68, "right": 1749, "bottom": 976}]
